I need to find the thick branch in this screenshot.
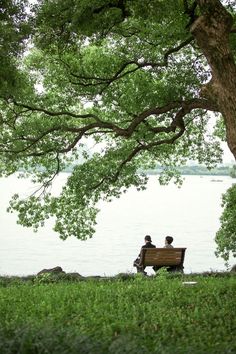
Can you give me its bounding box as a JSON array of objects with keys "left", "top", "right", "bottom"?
[
  {"left": 68, "top": 37, "right": 194, "bottom": 92},
  {"left": 2, "top": 97, "right": 218, "bottom": 159},
  {"left": 93, "top": 0, "right": 129, "bottom": 19},
  {"left": 125, "top": 98, "right": 218, "bottom": 137},
  {"left": 91, "top": 98, "right": 214, "bottom": 188},
  {"left": 12, "top": 100, "right": 99, "bottom": 121}
]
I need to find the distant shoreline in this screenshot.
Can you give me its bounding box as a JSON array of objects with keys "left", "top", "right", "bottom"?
[
  {"left": 143, "top": 165, "right": 235, "bottom": 177},
  {"left": 15, "top": 164, "right": 236, "bottom": 178},
  {"left": 64, "top": 164, "right": 236, "bottom": 177}
]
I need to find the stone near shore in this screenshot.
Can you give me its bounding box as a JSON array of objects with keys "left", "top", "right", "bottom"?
[
  {"left": 66, "top": 272, "right": 84, "bottom": 279},
  {"left": 37, "top": 266, "right": 83, "bottom": 278},
  {"left": 231, "top": 264, "right": 236, "bottom": 272},
  {"left": 37, "top": 266, "right": 65, "bottom": 275}
]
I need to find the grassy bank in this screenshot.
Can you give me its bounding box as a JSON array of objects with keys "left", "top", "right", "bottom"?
[{"left": 0, "top": 273, "right": 235, "bottom": 354}]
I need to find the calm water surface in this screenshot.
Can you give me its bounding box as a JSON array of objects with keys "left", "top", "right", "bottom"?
[{"left": 0, "top": 174, "right": 235, "bottom": 276}]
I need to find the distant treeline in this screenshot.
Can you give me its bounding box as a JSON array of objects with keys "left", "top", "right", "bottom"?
[
  {"left": 18, "top": 164, "right": 236, "bottom": 178},
  {"left": 144, "top": 165, "right": 236, "bottom": 177}
]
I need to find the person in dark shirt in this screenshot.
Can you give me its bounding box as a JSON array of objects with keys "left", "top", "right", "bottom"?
[
  {"left": 133, "top": 235, "right": 156, "bottom": 274},
  {"left": 140, "top": 235, "right": 156, "bottom": 252}
]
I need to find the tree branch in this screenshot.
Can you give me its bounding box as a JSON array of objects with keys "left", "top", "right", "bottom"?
[
  {"left": 184, "top": 0, "right": 198, "bottom": 28},
  {"left": 163, "top": 37, "right": 194, "bottom": 62},
  {"left": 2, "top": 97, "right": 218, "bottom": 159},
  {"left": 30, "top": 153, "right": 61, "bottom": 198},
  {"left": 92, "top": 0, "right": 129, "bottom": 19},
  {"left": 124, "top": 98, "right": 218, "bottom": 137},
  {"left": 66, "top": 37, "right": 194, "bottom": 93},
  {"left": 12, "top": 100, "right": 99, "bottom": 121},
  {"left": 89, "top": 97, "right": 218, "bottom": 188}
]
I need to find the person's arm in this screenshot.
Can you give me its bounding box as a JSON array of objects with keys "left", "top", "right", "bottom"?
[{"left": 138, "top": 245, "right": 144, "bottom": 257}]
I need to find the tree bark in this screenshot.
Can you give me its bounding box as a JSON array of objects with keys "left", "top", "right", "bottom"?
[{"left": 190, "top": 0, "right": 236, "bottom": 160}]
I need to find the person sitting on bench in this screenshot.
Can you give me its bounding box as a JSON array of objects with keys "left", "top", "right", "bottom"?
[
  {"left": 164, "top": 236, "right": 174, "bottom": 248},
  {"left": 133, "top": 235, "right": 156, "bottom": 274}
]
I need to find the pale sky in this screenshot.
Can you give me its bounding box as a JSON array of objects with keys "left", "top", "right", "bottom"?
[{"left": 222, "top": 142, "right": 235, "bottom": 163}]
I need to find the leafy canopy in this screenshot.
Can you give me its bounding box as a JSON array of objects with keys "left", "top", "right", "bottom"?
[
  {"left": 215, "top": 184, "right": 236, "bottom": 262},
  {"left": 0, "top": 0, "right": 235, "bottom": 246}
]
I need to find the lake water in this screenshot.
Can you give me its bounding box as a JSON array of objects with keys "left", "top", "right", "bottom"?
[{"left": 0, "top": 174, "right": 235, "bottom": 276}]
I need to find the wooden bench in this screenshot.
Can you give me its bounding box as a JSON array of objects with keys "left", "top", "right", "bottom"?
[{"left": 137, "top": 248, "right": 187, "bottom": 273}]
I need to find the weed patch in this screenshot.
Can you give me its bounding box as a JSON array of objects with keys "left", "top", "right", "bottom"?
[{"left": 0, "top": 275, "right": 235, "bottom": 353}]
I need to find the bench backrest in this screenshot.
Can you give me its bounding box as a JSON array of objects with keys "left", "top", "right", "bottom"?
[{"left": 140, "top": 248, "right": 186, "bottom": 267}]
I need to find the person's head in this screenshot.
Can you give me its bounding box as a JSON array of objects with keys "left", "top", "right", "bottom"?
[
  {"left": 144, "top": 235, "right": 152, "bottom": 243},
  {"left": 165, "top": 236, "right": 173, "bottom": 245}
]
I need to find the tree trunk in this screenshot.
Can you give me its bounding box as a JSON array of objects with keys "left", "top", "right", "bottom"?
[{"left": 191, "top": 0, "right": 236, "bottom": 160}]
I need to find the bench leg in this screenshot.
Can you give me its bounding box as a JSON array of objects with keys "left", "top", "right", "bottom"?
[
  {"left": 133, "top": 260, "right": 147, "bottom": 275},
  {"left": 168, "top": 265, "right": 184, "bottom": 273}
]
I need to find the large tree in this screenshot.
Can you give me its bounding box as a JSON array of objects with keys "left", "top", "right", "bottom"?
[
  {"left": 0, "top": 0, "right": 236, "bottom": 257},
  {"left": 0, "top": 0, "right": 30, "bottom": 96}
]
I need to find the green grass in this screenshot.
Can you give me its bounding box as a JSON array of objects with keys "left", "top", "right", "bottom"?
[{"left": 0, "top": 273, "right": 235, "bottom": 353}]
